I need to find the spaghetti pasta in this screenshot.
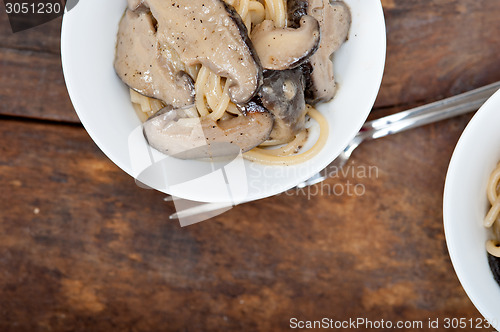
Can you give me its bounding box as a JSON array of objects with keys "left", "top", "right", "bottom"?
[
  {"left": 128, "top": 0, "right": 337, "bottom": 165},
  {"left": 193, "top": 0, "right": 274, "bottom": 123},
  {"left": 485, "top": 162, "right": 500, "bottom": 257},
  {"left": 243, "top": 106, "right": 329, "bottom": 165}
]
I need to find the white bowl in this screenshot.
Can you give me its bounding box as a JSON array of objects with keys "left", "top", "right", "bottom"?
[
  {"left": 444, "top": 88, "right": 500, "bottom": 329},
  {"left": 61, "top": 0, "right": 386, "bottom": 203}
]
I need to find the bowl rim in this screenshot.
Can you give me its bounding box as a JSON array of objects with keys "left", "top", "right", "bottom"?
[
  {"left": 443, "top": 87, "right": 500, "bottom": 329},
  {"left": 60, "top": 0, "right": 387, "bottom": 203}
]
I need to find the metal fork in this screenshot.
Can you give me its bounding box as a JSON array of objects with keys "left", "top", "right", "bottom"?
[
  {"left": 169, "top": 80, "right": 500, "bottom": 222},
  {"left": 297, "top": 80, "right": 500, "bottom": 187}
]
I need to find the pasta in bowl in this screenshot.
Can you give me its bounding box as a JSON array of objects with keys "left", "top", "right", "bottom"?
[
  {"left": 116, "top": 0, "right": 349, "bottom": 165},
  {"left": 61, "top": 0, "right": 386, "bottom": 202},
  {"left": 444, "top": 88, "right": 500, "bottom": 329}
]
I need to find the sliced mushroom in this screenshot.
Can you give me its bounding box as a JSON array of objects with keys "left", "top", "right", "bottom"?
[
  {"left": 310, "top": 0, "right": 351, "bottom": 54},
  {"left": 143, "top": 104, "right": 274, "bottom": 159},
  {"left": 140, "top": 0, "right": 262, "bottom": 104},
  {"left": 114, "top": 10, "right": 195, "bottom": 108},
  {"left": 250, "top": 16, "right": 320, "bottom": 70},
  {"left": 287, "top": 0, "right": 308, "bottom": 28},
  {"left": 258, "top": 69, "right": 307, "bottom": 143},
  {"left": 289, "top": 0, "right": 351, "bottom": 103}
]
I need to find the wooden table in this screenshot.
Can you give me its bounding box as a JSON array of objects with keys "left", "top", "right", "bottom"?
[{"left": 1, "top": 1, "right": 500, "bottom": 331}]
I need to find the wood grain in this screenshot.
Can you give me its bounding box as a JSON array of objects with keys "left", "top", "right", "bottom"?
[
  {"left": 1, "top": 0, "right": 500, "bottom": 122},
  {"left": 0, "top": 115, "right": 483, "bottom": 331},
  {"left": 0, "top": 48, "right": 78, "bottom": 122},
  {"left": 0, "top": 10, "right": 61, "bottom": 54},
  {"left": 377, "top": 0, "right": 500, "bottom": 107},
  {"left": 1, "top": 0, "right": 499, "bottom": 330}
]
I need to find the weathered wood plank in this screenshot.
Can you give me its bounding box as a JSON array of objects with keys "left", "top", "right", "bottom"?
[
  {"left": 0, "top": 1, "right": 498, "bottom": 328},
  {"left": 376, "top": 0, "right": 500, "bottom": 107},
  {"left": 0, "top": 10, "right": 61, "bottom": 54},
  {"left": 0, "top": 48, "right": 78, "bottom": 122},
  {"left": 0, "top": 117, "right": 482, "bottom": 331},
  {"left": 0, "top": 0, "right": 499, "bottom": 121}
]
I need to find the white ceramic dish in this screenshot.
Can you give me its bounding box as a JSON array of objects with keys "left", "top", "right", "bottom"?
[
  {"left": 444, "top": 88, "right": 500, "bottom": 330},
  {"left": 61, "top": 0, "right": 386, "bottom": 203}
]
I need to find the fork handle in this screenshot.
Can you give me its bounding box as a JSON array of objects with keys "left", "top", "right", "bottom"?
[
  {"left": 298, "top": 81, "right": 500, "bottom": 189},
  {"left": 358, "top": 81, "right": 500, "bottom": 141}
]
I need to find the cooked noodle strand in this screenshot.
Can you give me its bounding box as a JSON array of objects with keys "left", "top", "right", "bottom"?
[
  {"left": 243, "top": 106, "right": 328, "bottom": 165},
  {"left": 485, "top": 163, "right": 500, "bottom": 257},
  {"left": 130, "top": 0, "right": 329, "bottom": 165},
  {"left": 485, "top": 163, "right": 500, "bottom": 228}
]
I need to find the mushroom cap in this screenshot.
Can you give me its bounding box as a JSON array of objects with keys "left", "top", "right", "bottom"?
[
  {"left": 141, "top": 0, "right": 263, "bottom": 105},
  {"left": 143, "top": 105, "right": 274, "bottom": 159},
  {"left": 288, "top": 0, "right": 351, "bottom": 103},
  {"left": 251, "top": 16, "right": 320, "bottom": 71},
  {"left": 114, "top": 10, "right": 195, "bottom": 108},
  {"left": 258, "top": 68, "right": 307, "bottom": 143}
]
